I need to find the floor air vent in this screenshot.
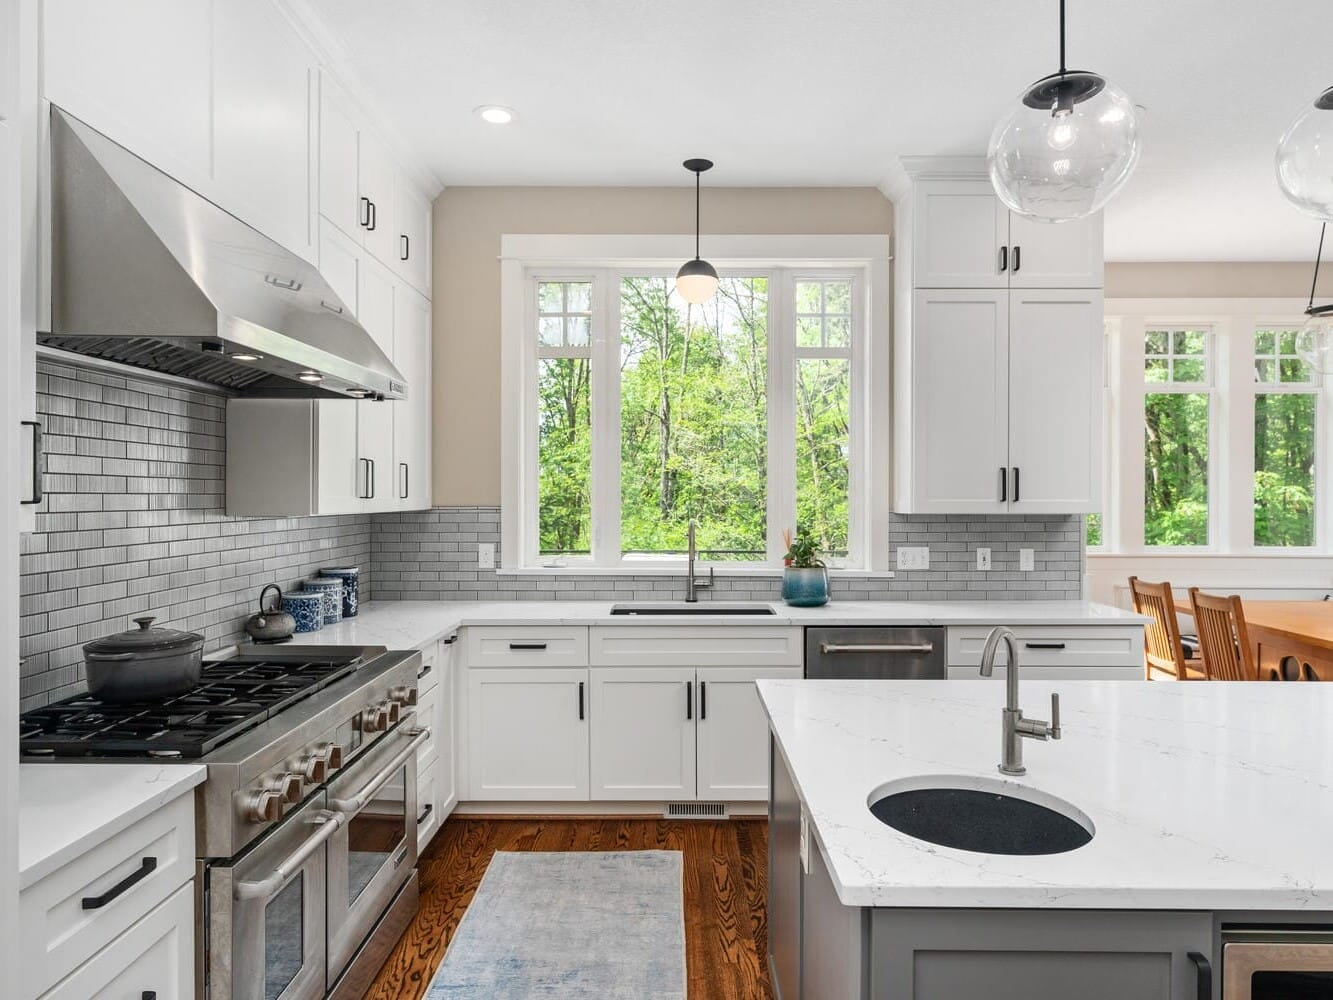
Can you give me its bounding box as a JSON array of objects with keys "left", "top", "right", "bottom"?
[{"left": 665, "top": 802, "right": 728, "bottom": 820}]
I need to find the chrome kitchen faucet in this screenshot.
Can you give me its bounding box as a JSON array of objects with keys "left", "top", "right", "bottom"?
[
  {"left": 979, "top": 626, "right": 1062, "bottom": 775},
  {"left": 684, "top": 520, "right": 714, "bottom": 603}
]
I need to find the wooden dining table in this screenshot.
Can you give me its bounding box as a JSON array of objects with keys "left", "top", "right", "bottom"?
[{"left": 1174, "top": 598, "right": 1332, "bottom": 681}]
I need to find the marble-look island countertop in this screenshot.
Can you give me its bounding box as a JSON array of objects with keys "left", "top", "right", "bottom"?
[
  {"left": 20, "top": 763, "right": 206, "bottom": 890},
  {"left": 285, "top": 599, "right": 1146, "bottom": 652},
  {"left": 758, "top": 678, "right": 1333, "bottom": 910}
]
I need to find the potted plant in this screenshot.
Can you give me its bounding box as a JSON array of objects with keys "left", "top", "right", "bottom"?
[{"left": 781, "top": 528, "right": 830, "bottom": 607}]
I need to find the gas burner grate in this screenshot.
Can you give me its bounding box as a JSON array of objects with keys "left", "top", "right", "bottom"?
[{"left": 19, "top": 653, "right": 364, "bottom": 759}]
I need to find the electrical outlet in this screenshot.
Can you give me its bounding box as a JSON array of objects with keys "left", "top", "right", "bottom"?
[
  {"left": 977, "top": 547, "right": 991, "bottom": 571},
  {"left": 1019, "top": 548, "right": 1035, "bottom": 572},
  {"left": 478, "top": 543, "right": 495, "bottom": 569},
  {"left": 896, "top": 546, "right": 930, "bottom": 570}
]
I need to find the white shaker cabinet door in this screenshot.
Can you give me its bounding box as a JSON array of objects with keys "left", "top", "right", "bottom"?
[
  {"left": 394, "top": 176, "right": 432, "bottom": 296},
  {"left": 1008, "top": 290, "right": 1104, "bottom": 513},
  {"left": 393, "top": 286, "right": 432, "bottom": 510},
  {"left": 696, "top": 667, "right": 802, "bottom": 801},
  {"left": 907, "top": 289, "right": 1010, "bottom": 513},
  {"left": 319, "top": 76, "right": 364, "bottom": 243},
  {"left": 910, "top": 181, "right": 1009, "bottom": 288},
  {"left": 356, "top": 255, "right": 396, "bottom": 512},
  {"left": 589, "top": 667, "right": 696, "bottom": 801},
  {"left": 1007, "top": 211, "right": 1104, "bottom": 289},
  {"left": 358, "top": 129, "right": 398, "bottom": 267},
  {"left": 467, "top": 668, "right": 589, "bottom": 800}
]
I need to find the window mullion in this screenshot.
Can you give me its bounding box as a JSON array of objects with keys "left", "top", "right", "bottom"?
[
  {"left": 769, "top": 268, "right": 796, "bottom": 564},
  {"left": 590, "top": 268, "right": 621, "bottom": 567}
]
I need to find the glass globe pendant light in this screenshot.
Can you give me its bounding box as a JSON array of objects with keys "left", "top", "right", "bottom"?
[
  {"left": 1276, "top": 85, "right": 1333, "bottom": 221},
  {"left": 987, "top": 0, "right": 1142, "bottom": 223},
  {"left": 1295, "top": 224, "right": 1333, "bottom": 374},
  {"left": 676, "top": 158, "right": 719, "bottom": 304}
]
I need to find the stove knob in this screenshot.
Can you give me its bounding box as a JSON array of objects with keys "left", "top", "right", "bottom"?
[
  {"left": 388, "top": 685, "right": 418, "bottom": 706},
  {"left": 300, "top": 749, "right": 329, "bottom": 783},
  {"left": 361, "top": 705, "right": 391, "bottom": 733},
  {"left": 326, "top": 743, "right": 344, "bottom": 770},
  {"left": 384, "top": 699, "right": 401, "bottom": 725},
  {"left": 269, "top": 772, "right": 303, "bottom": 803},
  {"left": 242, "top": 789, "right": 283, "bottom": 824}
]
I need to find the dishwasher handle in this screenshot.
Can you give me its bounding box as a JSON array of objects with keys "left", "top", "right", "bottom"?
[{"left": 819, "top": 642, "right": 936, "bottom": 655}]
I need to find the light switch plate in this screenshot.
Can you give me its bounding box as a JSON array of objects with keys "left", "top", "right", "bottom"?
[
  {"left": 478, "top": 543, "right": 496, "bottom": 569},
  {"left": 896, "top": 546, "right": 930, "bottom": 570},
  {"left": 976, "top": 547, "right": 991, "bottom": 571},
  {"left": 1019, "top": 548, "right": 1035, "bottom": 572}
]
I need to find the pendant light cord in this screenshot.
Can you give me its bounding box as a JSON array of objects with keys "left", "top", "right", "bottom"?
[
  {"left": 1058, "top": 0, "right": 1067, "bottom": 75},
  {"left": 695, "top": 170, "right": 702, "bottom": 261},
  {"left": 1309, "top": 223, "right": 1327, "bottom": 315}
]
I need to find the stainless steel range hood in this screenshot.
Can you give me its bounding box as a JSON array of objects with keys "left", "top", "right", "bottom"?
[{"left": 39, "top": 108, "right": 406, "bottom": 400}]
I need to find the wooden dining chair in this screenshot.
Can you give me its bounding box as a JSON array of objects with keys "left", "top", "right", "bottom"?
[
  {"left": 1187, "top": 588, "right": 1257, "bottom": 682},
  {"left": 1129, "top": 576, "right": 1207, "bottom": 681}
]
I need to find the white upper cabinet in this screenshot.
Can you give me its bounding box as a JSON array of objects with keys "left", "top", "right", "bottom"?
[
  {"left": 319, "top": 78, "right": 363, "bottom": 241},
  {"left": 1007, "top": 211, "right": 1104, "bottom": 289},
  {"left": 42, "top": 0, "right": 214, "bottom": 191},
  {"left": 394, "top": 175, "right": 432, "bottom": 295},
  {"left": 394, "top": 286, "right": 433, "bottom": 509},
  {"left": 212, "top": 0, "right": 317, "bottom": 261}
]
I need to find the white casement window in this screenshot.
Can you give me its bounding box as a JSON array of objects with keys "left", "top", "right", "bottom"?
[
  {"left": 500, "top": 235, "right": 891, "bottom": 574},
  {"left": 1100, "top": 300, "right": 1329, "bottom": 556}
]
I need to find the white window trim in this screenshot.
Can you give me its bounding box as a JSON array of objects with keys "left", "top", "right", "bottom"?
[
  {"left": 1099, "top": 298, "right": 1331, "bottom": 558},
  {"left": 500, "top": 234, "right": 892, "bottom": 575}
]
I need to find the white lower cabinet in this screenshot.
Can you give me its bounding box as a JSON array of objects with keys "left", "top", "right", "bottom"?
[
  {"left": 416, "top": 761, "right": 440, "bottom": 852},
  {"left": 946, "top": 625, "right": 1144, "bottom": 680},
  {"left": 697, "top": 666, "right": 802, "bottom": 800},
  {"left": 467, "top": 667, "right": 589, "bottom": 800},
  {"left": 41, "top": 882, "right": 193, "bottom": 1000},
  {"left": 589, "top": 668, "right": 696, "bottom": 800}
]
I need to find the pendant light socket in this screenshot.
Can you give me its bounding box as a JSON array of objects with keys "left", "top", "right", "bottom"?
[{"left": 676, "top": 158, "right": 719, "bottom": 304}]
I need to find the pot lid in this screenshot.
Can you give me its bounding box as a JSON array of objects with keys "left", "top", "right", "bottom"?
[{"left": 84, "top": 616, "right": 204, "bottom": 654}]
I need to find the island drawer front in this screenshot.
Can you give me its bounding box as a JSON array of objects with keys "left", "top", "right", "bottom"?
[
  {"left": 416, "top": 639, "right": 441, "bottom": 694},
  {"left": 20, "top": 792, "right": 194, "bottom": 1000},
  {"left": 416, "top": 681, "right": 440, "bottom": 771},
  {"left": 590, "top": 626, "right": 803, "bottom": 667},
  {"left": 947, "top": 626, "right": 1144, "bottom": 669},
  {"left": 465, "top": 627, "right": 589, "bottom": 668}
]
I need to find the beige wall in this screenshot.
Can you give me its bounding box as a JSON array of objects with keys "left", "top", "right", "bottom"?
[
  {"left": 430, "top": 186, "right": 893, "bottom": 504},
  {"left": 1105, "top": 261, "right": 1332, "bottom": 299}
]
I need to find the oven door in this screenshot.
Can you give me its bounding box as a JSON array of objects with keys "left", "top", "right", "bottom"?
[
  {"left": 207, "top": 793, "right": 341, "bottom": 1000},
  {"left": 1223, "top": 931, "right": 1333, "bottom": 998},
  {"left": 326, "top": 716, "right": 430, "bottom": 981}
]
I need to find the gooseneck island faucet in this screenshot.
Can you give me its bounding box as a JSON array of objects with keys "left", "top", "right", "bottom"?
[
  {"left": 684, "top": 520, "right": 714, "bottom": 603},
  {"left": 978, "top": 626, "right": 1062, "bottom": 775}
]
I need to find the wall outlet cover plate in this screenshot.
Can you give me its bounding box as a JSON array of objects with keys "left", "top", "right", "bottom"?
[
  {"left": 478, "top": 543, "right": 496, "bottom": 569},
  {"left": 977, "top": 547, "right": 991, "bottom": 571},
  {"left": 1019, "top": 548, "right": 1035, "bottom": 572},
  {"left": 896, "top": 546, "right": 930, "bottom": 570}
]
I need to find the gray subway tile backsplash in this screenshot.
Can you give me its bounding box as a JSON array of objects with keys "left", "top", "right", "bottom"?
[{"left": 20, "top": 358, "right": 1083, "bottom": 712}]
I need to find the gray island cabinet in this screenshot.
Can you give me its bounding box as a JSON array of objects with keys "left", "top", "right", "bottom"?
[{"left": 760, "top": 678, "right": 1333, "bottom": 1000}]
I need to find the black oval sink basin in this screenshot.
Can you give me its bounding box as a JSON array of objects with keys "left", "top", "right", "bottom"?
[{"left": 869, "top": 780, "right": 1093, "bottom": 856}]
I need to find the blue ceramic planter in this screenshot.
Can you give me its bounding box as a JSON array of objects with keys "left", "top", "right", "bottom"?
[{"left": 782, "top": 566, "right": 830, "bottom": 607}]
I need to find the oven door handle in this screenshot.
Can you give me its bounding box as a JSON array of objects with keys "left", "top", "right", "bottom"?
[
  {"left": 328, "top": 726, "right": 431, "bottom": 815},
  {"left": 233, "top": 810, "right": 345, "bottom": 901}
]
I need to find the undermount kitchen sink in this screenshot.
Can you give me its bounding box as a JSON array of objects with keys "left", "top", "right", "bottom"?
[
  {"left": 868, "top": 776, "right": 1094, "bottom": 856},
  {"left": 609, "top": 602, "right": 777, "bottom": 616}
]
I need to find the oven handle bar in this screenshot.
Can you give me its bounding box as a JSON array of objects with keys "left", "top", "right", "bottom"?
[
  {"left": 233, "top": 810, "right": 345, "bottom": 901},
  {"left": 329, "top": 726, "right": 431, "bottom": 815}
]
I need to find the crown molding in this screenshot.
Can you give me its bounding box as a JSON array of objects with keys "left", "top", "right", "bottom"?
[{"left": 879, "top": 155, "right": 988, "bottom": 202}]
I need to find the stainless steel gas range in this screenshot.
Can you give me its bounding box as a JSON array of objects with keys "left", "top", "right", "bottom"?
[{"left": 20, "top": 643, "right": 426, "bottom": 1000}]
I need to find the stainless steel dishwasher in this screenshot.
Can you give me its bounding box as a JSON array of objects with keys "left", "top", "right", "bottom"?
[{"left": 804, "top": 626, "right": 946, "bottom": 679}]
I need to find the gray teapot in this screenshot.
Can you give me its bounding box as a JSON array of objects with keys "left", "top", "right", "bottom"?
[{"left": 244, "top": 584, "right": 296, "bottom": 642}]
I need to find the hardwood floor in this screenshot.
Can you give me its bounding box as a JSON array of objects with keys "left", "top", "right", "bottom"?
[{"left": 364, "top": 816, "right": 775, "bottom": 1000}]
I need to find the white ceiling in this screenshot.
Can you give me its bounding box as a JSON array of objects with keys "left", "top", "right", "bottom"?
[{"left": 307, "top": 0, "right": 1333, "bottom": 262}]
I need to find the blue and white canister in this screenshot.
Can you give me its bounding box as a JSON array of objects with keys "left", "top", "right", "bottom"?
[
  {"left": 281, "top": 591, "right": 324, "bottom": 634},
  {"left": 305, "top": 577, "right": 344, "bottom": 626},
  {"left": 320, "top": 566, "right": 360, "bottom": 618}
]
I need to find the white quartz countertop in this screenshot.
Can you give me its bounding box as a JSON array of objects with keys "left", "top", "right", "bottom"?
[
  {"left": 286, "top": 599, "right": 1146, "bottom": 651},
  {"left": 758, "top": 678, "right": 1333, "bottom": 911},
  {"left": 19, "top": 763, "right": 206, "bottom": 890}
]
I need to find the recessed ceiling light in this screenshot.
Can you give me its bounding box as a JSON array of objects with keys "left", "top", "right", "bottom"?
[
  {"left": 474, "top": 105, "right": 516, "bottom": 125},
  {"left": 231, "top": 352, "right": 262, "bottom": 362},
  {"left": 297, "top": 371, "right": 323, "bottom": 382}
]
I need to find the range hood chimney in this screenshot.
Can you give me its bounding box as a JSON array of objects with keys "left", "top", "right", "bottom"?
[{"left": 39, "top": 107, "right": 406, "bottom": 400}]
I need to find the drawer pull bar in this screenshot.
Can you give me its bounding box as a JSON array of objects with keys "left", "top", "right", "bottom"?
[
  {"left": 417, "top": 803, "right": 434, "bottom": 825},
  {"left": 820, "top": 642, "right": 935, "bottom": 655},
  {"left": 418, "top": 662, "right": 433, "bottom": 680},
  {"left": 82, "top": 856, "right": 157, "bottom": 909},
  {"left": 1024, "top": 642, "right": 1067, "bottom": 650},
  {"left": 508, "top": 642, "right": 548, "bottom": 650}
]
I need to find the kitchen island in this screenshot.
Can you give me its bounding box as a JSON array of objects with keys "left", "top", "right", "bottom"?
[{"left": 759, "top": 678, "right": 1333, "bottom": 999}]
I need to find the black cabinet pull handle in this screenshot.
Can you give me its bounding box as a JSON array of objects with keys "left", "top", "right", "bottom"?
[
  {"left": 1011, "top": 466, "right": 1020, "bottom": 502},
  {"left": 359, "top": 196, "right": 371, "bottom": 227},
  {"left": 358, "top": 458, "right": 370, "bottom": 499},
  {"left": 367, "top": 200, "right": 377, "bottom": 231},
  {"left": 509, "top": 642, "right": 547, "bottom": 650},
  {"left": 1012, "top": 245, "right": 1021, "bottom": 272},
  {"left": 82, "top": 857, "right": 156, "bottom": 909},
  {"left": 368, "top": 458, "right": 375, "bottom": 499},
  {"left": 400, "top": 234, "right": 410, "bottom": 261},
  {"left": 999, "top": 466, "right": 1007, "bottom": 503},
  {"left": 1025, "top": 642, "right": 1066, "bottom": 650},
  {"left": 143, "top": 993, "right": 157, "bottom": 1000},
  {"left": 21, "top": 420, "right": 43, "bottom": 505},
  {"left": 999, "top": 246, "right": 1008, "bottom": 272},
  {"left": 417, "top": 662, "right": 433, "bottom": 680},
  {"left": 578, "top": 681, "right": 584, "bottom": 720},
  {"left": 1187, "top": 952, "right": 1211, "bottom": 1000},
  {"left": 417, "top": 803, "right": 433, "bottom": 825},
  {"left": 686, "top": 681, "right": 693, "bottom": 721},
  {"left": 400, "top": 462, "right": 408, "bottom": 500},
  {"left": 700, "top": 681, "right": 707, "bottom": 721}
]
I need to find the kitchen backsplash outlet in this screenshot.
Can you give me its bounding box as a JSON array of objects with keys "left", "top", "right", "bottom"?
[{"left": 19, "top": 359, "right": 372, "bottom": 711}]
